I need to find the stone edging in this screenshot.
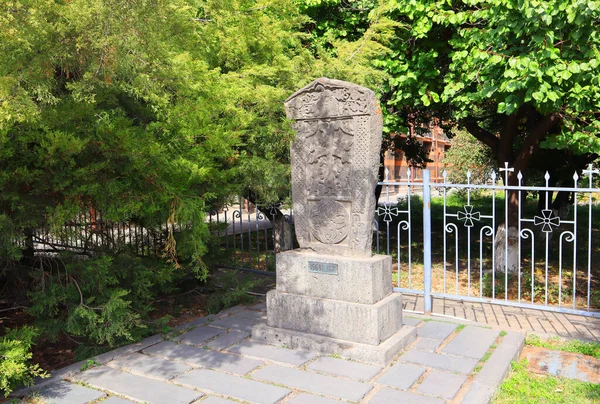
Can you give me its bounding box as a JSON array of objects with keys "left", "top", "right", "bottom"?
[{"left": 462, "top": 331, "right": 525, "bottom": 403}]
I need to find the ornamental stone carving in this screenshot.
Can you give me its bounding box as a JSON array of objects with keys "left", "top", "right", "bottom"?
[{"left": 285, "top": 78, "right": 383, "bottom": 257}]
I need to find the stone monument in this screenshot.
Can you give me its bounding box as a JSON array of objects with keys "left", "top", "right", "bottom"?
[{"left": 252, "top": 78, "right": 416, "bottom": 365}]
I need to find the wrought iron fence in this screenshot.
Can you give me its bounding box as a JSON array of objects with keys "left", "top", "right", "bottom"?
[
  {"left": 19, "top": 210, "right": 168, "bottom": 257},
  {"left": 377, "top": 165, "right": 600, "bottom": 318},
  {"left": 207, "top": 199, "right": 294, "bottom": 277}
]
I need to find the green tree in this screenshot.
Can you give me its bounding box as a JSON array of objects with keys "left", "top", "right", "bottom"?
[
  {"left": 194, "top": 0, "right": 390, "bottom": 247},
  {"left": 0, "top": 0, "right": 234, "bottom": 266},
  {"left": 374, "top": 0, "right": 600, "bottom": 208},
  {"left": 300, "top": 0, "right": 600, "bottom": 272},
  {"left": 443, "top": 129, "right": 496, "bottom": 186},
  {"left": 0, "top": 0, "right": 388, "bottom": 350}
]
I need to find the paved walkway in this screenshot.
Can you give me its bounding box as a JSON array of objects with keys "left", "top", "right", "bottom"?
[
  {"left": 403, "top": 294, "right": 600, "bottom": 342},
  {"left": 15, "top": 302, "right": 524, "bottom": 404}
]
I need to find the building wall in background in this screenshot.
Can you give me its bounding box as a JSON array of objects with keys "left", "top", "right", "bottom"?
[{"left": 384, "top": 125, "right": 451, "bottom": 184}]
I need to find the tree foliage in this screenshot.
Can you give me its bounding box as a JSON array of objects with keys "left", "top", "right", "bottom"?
[
  {"left": 0, "top": 0, "right": 226, "bottom": 265},
  {"left": 302, "top": 1, "right": 600, "bottom": 176},
  {"left": 374, "top": 0, "right": 600, "bottom": 177},
  {"left": 0, "top": 0, "right": 389, "bottom": 354},
  {"left": 443, "top": 129, "right": 496, "bottom": 185},
  {"left": 0, "top": 326, "right": 48, "bottom": 397}
]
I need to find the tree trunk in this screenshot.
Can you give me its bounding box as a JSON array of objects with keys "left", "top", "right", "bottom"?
[
  {"left": 464, "top": 112, "right": 562, "bottom": 276},
  {"left": 494, "top": 173, "right": 520, "bottom": 274},
  {"left": 375, "top": 150, "right": 386, "bottom": 204},
  {"left": 21, "top": 228, "right": 35, "bottom": 266},
  {"left": 272, "top": 211, "right": 294, "bottom": 252},
  {"left": 244, "top": 191, "right": 297, "bottom": 253}
]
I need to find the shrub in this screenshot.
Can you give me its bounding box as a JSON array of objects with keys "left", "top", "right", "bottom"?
[
  {"left": 28, "top": 254, "right": 180, "bottom": 349},
  {"left": 0, "top": 326, "right": 48, "bottom": 397}
]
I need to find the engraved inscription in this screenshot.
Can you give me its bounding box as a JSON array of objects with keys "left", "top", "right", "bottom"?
[{"left": 308, "top": 261, "right": 339, "bottom": 275}]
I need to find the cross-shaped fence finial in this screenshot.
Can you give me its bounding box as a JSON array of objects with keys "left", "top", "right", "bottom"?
[
  {"left": 583, "top": 164, "right": 599, "bottom": 187},
  {"left": 583, "top": 164, "right": 599, "bottom": 177},
  {"left": 499, "top": 162, "right": 514, "bottom": 184}
]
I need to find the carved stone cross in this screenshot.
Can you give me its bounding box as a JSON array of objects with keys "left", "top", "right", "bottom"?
[{"left": 284, "top": 78, "right": 383, "bottom": 257}]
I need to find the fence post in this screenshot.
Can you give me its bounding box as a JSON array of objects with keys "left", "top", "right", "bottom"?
[{"left": 423, "top": 170, "right": 433, "bottom": 314}]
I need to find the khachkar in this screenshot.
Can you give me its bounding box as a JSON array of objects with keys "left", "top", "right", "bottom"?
[{"left": 252, "top": 78, "right": 416, "bottom": 365}]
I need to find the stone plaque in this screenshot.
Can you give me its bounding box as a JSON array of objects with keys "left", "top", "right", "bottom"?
[
  {"left": 285, "top": 78, "right": 383, "bottom": 257},
  {"left": 308, "top": 261, "right": 339, "bottom": 275}
]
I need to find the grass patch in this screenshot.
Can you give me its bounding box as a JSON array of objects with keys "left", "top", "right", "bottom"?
[
  {"left": 473, "top": 343, "right": 497, "bottom": 374},
  {"left": 526, "top": 335, "right": 600, "bottom": 358},
  {"left": 494, "top": 359, "right": 600, "bottom": 403},
  {"left": 79, "top": 359, "right": 100, "bottom": 371},
  {"left": 455, "top": 324, "right": 466, "bottom": 332}
]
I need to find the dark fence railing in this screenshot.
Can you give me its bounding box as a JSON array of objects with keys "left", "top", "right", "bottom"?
[
  {"left": 206, "top": 199, "right": 294, "bottom": 276},
  {"left": 19, "top": 210, "right": 168, "bottom": 257}
]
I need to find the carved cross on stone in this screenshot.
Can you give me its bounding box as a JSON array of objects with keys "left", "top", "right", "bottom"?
[{"left": 285, "top": 78, "right": 383, "bottom": 257}]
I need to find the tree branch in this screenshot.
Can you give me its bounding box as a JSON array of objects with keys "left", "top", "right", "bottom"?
[
  {"left": 0, "top": 305, "right": 29, "bottom": 313},
  {"left": 497, "top": 110, "right": 522, "bottom": 165},
  {"left": 461, "top": 119, "right": 499, "bottom": 154},
  {"left": 513, "top": 113, "right": 562, "bottom": 172}
]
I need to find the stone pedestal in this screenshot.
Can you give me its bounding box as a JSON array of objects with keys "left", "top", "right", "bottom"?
[{"left": 252, "top": 250, "right": 416, "bottom": 365}]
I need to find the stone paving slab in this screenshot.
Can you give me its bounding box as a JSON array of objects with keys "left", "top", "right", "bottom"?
[
  {"left": 235, "top": 309, "right": 267, "bottom": 321},
  {"left": 174, "top": 368, "right": 291, "bottom": 404},
  {"left": 108, "top": 352, "right": 192, "bottom": 381},
  {"left": 399, "top": 349, "right": 478, "bottom": 374},
  {"left": 206, "top": 330, "right": 250, "bottom": 351},
  {"left": 227, "top": 340, "right": 317, "bottom": 366},
  {"left": 403, "top": 316, "right": 423, "bottom": 327},
  {"left": 306, "top": 356, "right": 382, "bottom": 381},
  {"left": 412, "top": 337, "right": 442, "bottom": 352},
  {"left": 100, "top": 397, "right": 136, "bottom": 404},
  {"left": 73, "top": 366, "right": 203, "bottom": 404},
  {"left": 93, "top": 334, "right": 163, "bottom": 365},
  {"left": 250, "top": 302, "right": 267, "bottom": 311},
  {"left": 143, "top": 341, "right": 263, "bottom": 375},
  {"left": 174, "top": 314, "right": 217, "bottom": 331},
  {"left": 200, "top": 396, "right": 241, "bottom": 404},
  {"left": 442, "top": 325, "right": 500, "bottom": 359},
  {"left": 35, "top": 381, "right": 106, "bottom": 404},
  {"left": 286, "top": 393, "right": 342, "bottom": 404},
  {"left": 174, "top": 325, "right": 226, "bottom": 346},
  {"left": 463, "top": 328, "right": 525, "bottom": 404},
  {"left": 210, "top": 314, "right": 263, "bottom": 332},
  {"left": 12, "top": 304, "right": 529, "bottom": 404},
  {"left": 252, "top": 364, "right": 373, "bottom": 402},
  {"left": 417, "top": 369, "right": 468, "bottom": 399},
  {"left": 416, "top": 321, "right": 457, "bottom": 340},
  {"left": 403, "top": 295, "right": 600, "bottom": 342},
  {"left": 375, "top": 362, "right": 426, "bottom": 390},
  {"left": 522, "top": 346, "right": 600, "bottom": 383},
  {"left": 369, "top": 387, "right": 445, "bottom": 404},
  {"left": 217, "top": 305, "right": 247, "bottom": 318}
]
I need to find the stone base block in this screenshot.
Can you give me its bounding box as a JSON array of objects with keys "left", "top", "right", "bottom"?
[
  {"left": 266, "top": 291, "right": 403, "bottom": 345},
  {"left": 275, "top": 250, "right": 392, "bottom": 304},
  {"left": 252, "top": 323, "right": 416, "bottom": 366}
]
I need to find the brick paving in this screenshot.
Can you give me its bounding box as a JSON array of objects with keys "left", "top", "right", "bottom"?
[
  {"left": 15, "top": 301, "right": 527, "bottom": 404},
  {"left": 403, "top": 294, "right": 600, "bottom": 341}
]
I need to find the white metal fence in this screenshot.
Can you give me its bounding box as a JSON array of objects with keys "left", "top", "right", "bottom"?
[{"left": 378, "top": 164, "right": 600, "bottom": 318}]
